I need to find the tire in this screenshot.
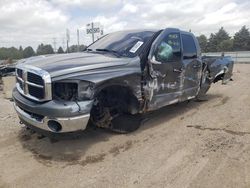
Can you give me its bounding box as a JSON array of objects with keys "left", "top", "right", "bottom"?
[
  {"left": 196, "top": 67, "right": 211, "bottom": 101},
  {"left": 110, "top": 113, "right": 142, "bottom": 133}
]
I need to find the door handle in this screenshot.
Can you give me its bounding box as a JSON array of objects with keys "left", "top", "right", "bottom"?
[
  {"left": 193, "top": 64, "right": 201, "bottom": 69},
  {"left": 173, "top": 68, "right": 183, "bottom": 73}
]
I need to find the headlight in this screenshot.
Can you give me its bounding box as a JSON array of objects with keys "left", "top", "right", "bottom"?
[
  {"left": 53, "top": 82, "right": 78, "bottom": 101},
  {"left": 52, "top": 81, "right": 94, "bottom": 101},
  {"left": 78, "top": 81, "right": 94, "bottom": 100}
]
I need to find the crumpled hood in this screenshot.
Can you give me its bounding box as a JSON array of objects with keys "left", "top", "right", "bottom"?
[{"left": 21, "top": 52, "right": 130, "bottom": 78}]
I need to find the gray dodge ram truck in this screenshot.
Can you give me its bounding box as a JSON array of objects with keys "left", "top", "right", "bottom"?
[{"left": 13, "top": 28, "right": 234, "bottom": 135}]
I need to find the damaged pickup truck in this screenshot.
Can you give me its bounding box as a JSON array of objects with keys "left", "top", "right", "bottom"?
[{"left": 13, "top": 28, "right": 234, "bottom": 135}]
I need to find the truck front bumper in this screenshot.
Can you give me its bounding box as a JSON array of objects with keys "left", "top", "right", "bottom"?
[{"left": 13, "top": 87, "right": 94, "bottom": 134}]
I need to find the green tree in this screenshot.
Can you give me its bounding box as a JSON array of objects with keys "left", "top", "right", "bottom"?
[
  {"left": 69, "top": 45, "right": 78, "bottom": 53},
  {"left": 57, "top": 46, "right": 64, "bottom": 53},
  {"left": 217, "top": 39, "right": 233, "bottom": 52},
  {"left": 37, "top": 43, "right": 54, "bottom": 55},
  {"left": 19, "top": 46, "right": 23, "bottom": 58},
  {"left": 207, "top": 27, "right": 231, "bottom": 52},
  {"left": 19, "top": 46, "right": 23, "bottom": 52},
  {"left": 0, "top": 47, "right": 23, "bottom": 60},
  {"left": 23, "top": 46, "right": 35, "bottom": 58},
  {"left": 215, "top": 27, "right": 230, "bottom": 42},
  {"left": 233, "top": 26, "right": 250, "bottom": 51},
  {"left": 197, "top": 35, "right": 208, "bottom": 52},
  {"left": 79, "top": 45, "right": 87, "bottom": 52},
  {"left": 68, "top": 45, "right": 87, "bottom": 53},
  {"left": 36, "top": 43, "right": 44, "bottom": 55},
  {"left": 207, "top": 33, "right": 217, "bottom": 52}
]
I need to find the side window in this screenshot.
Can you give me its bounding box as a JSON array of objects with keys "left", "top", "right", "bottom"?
[
  {"left": 181, "top": 34, "right": 197, "bottom": 59},
  {"left": 154, "top": 33, "right": 181, "bottom": 63}
]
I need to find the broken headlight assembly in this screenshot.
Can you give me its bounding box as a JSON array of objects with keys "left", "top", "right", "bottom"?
[
  {"left": 52, "top": 81, "right": 94, "bottom": 101},
  {"left": 78, "top": 81, "right": 95, "bottom": 100}
]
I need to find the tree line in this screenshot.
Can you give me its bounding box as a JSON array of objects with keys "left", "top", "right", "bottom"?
[
  {"left": 1, "top": 25, "right": 250, "bottom": 60},
  {"left": 197, "top": 25, "right": 250, "bottom": 53},
  {"left": 0, "top": 44, "right": 87, "bottom": 60}
]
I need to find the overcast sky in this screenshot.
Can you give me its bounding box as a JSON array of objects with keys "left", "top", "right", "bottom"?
[{"left": 0, "top": 0, "right": 249, "bottom": 50}]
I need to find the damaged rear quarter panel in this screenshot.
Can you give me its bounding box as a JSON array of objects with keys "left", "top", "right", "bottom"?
[{"left": 203, "top": 56, "right": 234, "bottom": 82}]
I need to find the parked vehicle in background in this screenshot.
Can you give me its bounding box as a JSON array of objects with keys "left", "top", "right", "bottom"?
[
  {"left": 12, "top": 28, "right": 234, "bottom": 136},
  {"left": 0, "top": 62, "right": 16, "bottom": 77}
]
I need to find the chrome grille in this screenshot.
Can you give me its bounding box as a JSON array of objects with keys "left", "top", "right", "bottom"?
[
  {"left": 15, "top": 65, "right": 52, "bottom": 102},
  {"left": 28, "top": 84, "right": 45, "bottom": 99},
  {"left": 27, "top": 72, "right": 44, "bottom": 86}
]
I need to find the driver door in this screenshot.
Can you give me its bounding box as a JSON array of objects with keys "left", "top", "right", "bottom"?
[{"left": 146, "top": 29, "right": 183, "bottom": 110}]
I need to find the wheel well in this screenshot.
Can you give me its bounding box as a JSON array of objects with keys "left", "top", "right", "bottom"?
[
  {"left": 201, "top": 62, "right": 211, "bottom": 81},
  {"left": 93, "top": 85, "right": 140, "bottom": 115}
]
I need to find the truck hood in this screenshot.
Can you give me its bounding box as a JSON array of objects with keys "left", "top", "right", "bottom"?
[{"left": 21, "top": 52, "right": 130, "bottom": 78}]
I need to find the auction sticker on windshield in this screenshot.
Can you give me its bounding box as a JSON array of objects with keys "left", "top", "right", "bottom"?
[{"left": 129, "top": 41, "right": 144, "bottom": 53}]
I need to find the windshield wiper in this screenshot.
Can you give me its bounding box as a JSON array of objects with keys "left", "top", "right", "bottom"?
[{"left": 95, "top": 48, "right": 121, "bottom": 57}]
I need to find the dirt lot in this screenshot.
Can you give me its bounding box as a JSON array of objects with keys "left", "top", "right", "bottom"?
[{"left": 1, "top": 64, "right": 250, "bottom": 188}]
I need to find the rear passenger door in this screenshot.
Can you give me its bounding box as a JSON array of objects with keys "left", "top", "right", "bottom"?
[{"left": 181, "top": 33, "right": 202, "bottom": 100}]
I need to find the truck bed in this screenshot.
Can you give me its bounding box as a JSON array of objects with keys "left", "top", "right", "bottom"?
[{"left": 202, "top": 55, "right": 234, "bottom": 82}]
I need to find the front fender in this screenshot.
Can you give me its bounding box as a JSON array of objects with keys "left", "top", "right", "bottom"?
[{"left": 92, "top": 72, "right": 142, "bottom": 100}]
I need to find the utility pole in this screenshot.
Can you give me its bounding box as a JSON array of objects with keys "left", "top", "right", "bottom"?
[
  {"left": 67, "top": 40, "right": 69, "bottom": 53},
  {"left": 77, "top": 29, "right": 80, "bottom": 52},
  {"left": 91, "top": 22, "right": 94, "bottom": 43},
  {"left": 62, "top": 37, "right": 65, "bottom": 51},
  {"left": 52, "top": 37, "right": 57, "bottom": 53},
  {"left": 66, "top": 29, "right": 70, "bottom": 53}
]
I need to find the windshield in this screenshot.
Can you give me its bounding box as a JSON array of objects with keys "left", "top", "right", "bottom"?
[{"left": 87, "top": 30, "right": 156, "bottom": 58}]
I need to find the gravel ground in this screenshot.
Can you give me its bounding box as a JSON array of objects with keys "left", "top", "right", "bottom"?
[{"left": 1, "top": 64, "right": 250, "bottom": 188}]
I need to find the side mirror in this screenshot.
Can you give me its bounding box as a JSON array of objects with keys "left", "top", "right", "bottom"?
[{"left": 149, "top": 56, "right": 162, "bottom": 65}]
